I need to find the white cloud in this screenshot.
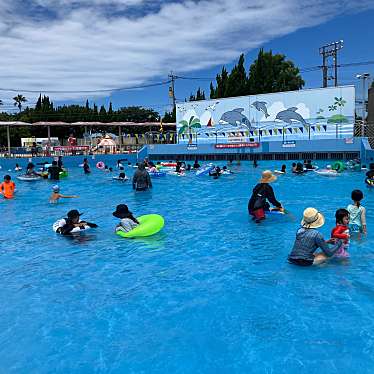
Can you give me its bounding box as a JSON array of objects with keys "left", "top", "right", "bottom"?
[{"left": 0, "top": 0, "right": 372, "bottom": 107}]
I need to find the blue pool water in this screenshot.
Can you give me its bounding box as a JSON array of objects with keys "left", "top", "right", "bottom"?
[{"left": 0, "top": 159, "right": 374, "bottom": 373}]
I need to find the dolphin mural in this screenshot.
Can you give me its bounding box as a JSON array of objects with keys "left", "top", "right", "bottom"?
[
  {"left": 275, "top": 107, "right": 309, "bottom": 125},
  {"left": 219, "top": 108, "right": 251, "bottom": 128},
  {"left": 251, "top": 101, "right": 270, "bottom": 118}
]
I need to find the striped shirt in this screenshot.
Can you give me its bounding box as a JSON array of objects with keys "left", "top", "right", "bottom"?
[{"left": 288, "top": 227, "right": 342, "bottom": 262}]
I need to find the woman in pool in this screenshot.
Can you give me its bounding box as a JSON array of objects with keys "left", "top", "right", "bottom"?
[
  {"left": 288, "top": 208, "right": 342, "bottom": 266},
  {"left": 113, "top": 204, "right": 139, "bottom": 233},
  {"left": 54, "top": 209, "right": 98, "bottom": 235},
  {"left": 248, "top": 170, "right": 284, "bottom": 223},
  {"left": 132, "top": 162, "right": 152, "bottom": 191}
]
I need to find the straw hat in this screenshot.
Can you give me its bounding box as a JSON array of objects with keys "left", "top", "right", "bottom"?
[
  {"left": 259, "top": 170, "right": 277, "bottom": 183},
  {"left": 301, "top": 207, "right": 325, "bottom": 229}
]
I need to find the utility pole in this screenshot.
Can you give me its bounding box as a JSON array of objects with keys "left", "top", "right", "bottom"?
[
  {"left": 357, "top": 73, "right": 370, "bottom": 136},
  {"left": 319, "top": 40, "right": 344, "bottom": 87},
  {"left": 168, "top": 72, "right": 176, "bottom": 109}
]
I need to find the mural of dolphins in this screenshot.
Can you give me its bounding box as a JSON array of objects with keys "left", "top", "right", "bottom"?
[
  {"left": 275, "top": 107, "right": 309, "bottom": 125},
  {"left": 251, "top": 101, "right": 270, "bottom": 118},
  {"left": 219, "top": 108, "right": 251, "bottom": 128}
]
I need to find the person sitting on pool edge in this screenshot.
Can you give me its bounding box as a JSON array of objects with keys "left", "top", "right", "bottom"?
[
  {"left": 132, "top": 162, "right": 152, "bottom": 191},
  {"left": 288, "top": 208, "right": 342, "bottom": 266},
  {"left": 0, "top": 175, "right": 15, "bottom": 199},
  {"left": 248, "top": 170, "right": 284, "bottom": 223},
  {"left": 113, "top": 204, "right": 139, "bottom": 233},
  {"left": 55, "top": 209, "right": 98, "bottom": 235}
]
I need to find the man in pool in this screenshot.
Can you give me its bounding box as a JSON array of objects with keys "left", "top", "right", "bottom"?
[
  {"left": 288, "top": 208, "right": 342, "bottom": 266},
  {"left": 132, "top": 162, "right": 152, "bottom": 191},
  {"left": 48, "top": 160, "right": 63, "bottom": 180},
  {"left": 248, "top": 170, "right": 284, "bottom": 223}
]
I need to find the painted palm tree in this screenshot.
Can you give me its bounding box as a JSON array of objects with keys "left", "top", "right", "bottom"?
[
  {"left": 178, "top": 116, "right": 201, "bottom": 144},
  {"left": 13, "top": 94, "right": 27, "bottom": 112}
]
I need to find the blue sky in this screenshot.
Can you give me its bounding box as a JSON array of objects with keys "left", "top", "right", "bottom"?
[{"left": 0, "top": 0, "right": 373, "bottom": 116}]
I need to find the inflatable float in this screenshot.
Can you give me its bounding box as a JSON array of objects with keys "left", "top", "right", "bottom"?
[
  {"left": 304, "top": 166, "right": 319, "bottom": 172},
  {"left": 265, "top": 210, "right": 285, "bottom": 216},
  {"left": 17, "top": 174, "right": 42, "bottom": 181},
  {"left": 274, "top": 170, "right": 285, "bottom": 175},
  {"left": 168, "top": 171, "right": 185, "bottom": 177},
  {"left": 365, "top": 178, "right": 374, "bottom": 187},
  {"left": 96, "top": 161, "right": 105, "bottom": 170},
  {"left": 314, "top": 169, "right": 339, "bottom": 177},
  {"left": 196, "top": 163, "right": 215, "bottom": 176},
  {"left": 149, "top": 172, "right": 166, "bottom": 178},
  {"left": 112, "top": 176, "right": 129, "bottom": 181},
  {"left": 53, "top": 219, "right": 91, "bottom": 234},
  {"left": 59, "top": 170, "right": 68, "bottom": 178},
  {"left": 161, "top": 162, "right": 177, "bottom": 167},
  {"left": 116, "top": 214, "right": 164, "bottom": 238},
  {"left": 332, "top": 161, "right": 345, "bottom": 173}
]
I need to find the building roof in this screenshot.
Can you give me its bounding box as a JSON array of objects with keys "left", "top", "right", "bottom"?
[{"left": 0, "top": 121, "right": 176, "bottom": 127}]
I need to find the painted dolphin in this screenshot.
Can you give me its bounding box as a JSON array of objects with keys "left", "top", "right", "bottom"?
[
  {"left": 275, "top": 107, "right": 308, "bottom": 125},
  {"left": 219, "top": 108, "right": 251, "bottom": 128},
  {"left": 251, "top": 101, "right": 269, "bottom": 118}
]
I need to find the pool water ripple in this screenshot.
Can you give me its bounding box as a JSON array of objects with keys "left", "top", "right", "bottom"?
[{"left": 0, "top": 160, "right": 374, "bottom": 372}]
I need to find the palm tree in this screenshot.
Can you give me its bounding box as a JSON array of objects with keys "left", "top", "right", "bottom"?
[
  {"left": 178, "top": 116, "right": 201, "bottom": 144},
  {"left": 13, "top": 94, "right": 27, "bottom": 112}
]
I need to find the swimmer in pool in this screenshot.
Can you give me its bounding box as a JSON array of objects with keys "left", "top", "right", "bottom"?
[
  {"left": 55, "top": 209, "right": 98, "bottom": 235},
  {"left": 113, "top": 204, "right": 139, "bottom": 233},
  {"left": 288, "top": 208, "right": 342, "bottom": 266},
  {"left": 49, "top": 185, "right": 79, "bottom": 203},
  {"left": 0, "top": 175, "right": 15, "bottom": 199}
]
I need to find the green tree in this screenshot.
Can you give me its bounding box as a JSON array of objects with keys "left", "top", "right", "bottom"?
[
  {"left": 189, "top": 87, "right": 206, "bottom": 101},
  {"left": 162, "top": 107, "right": 176, "bottom": 122},
  {"left": 248, "top": 49, "right": 304, "bottom": 94},
  {"left": 224, "top": 53, "right": 248, "bottom": 97},
  {"left": 13, "top": 94, "right": 27, "bottom": 112},
  {"left": 210, "top": 50, "right": 304, "bottom": 99},
  {"left": 210, "top": 67, "right": 229, "bottom": 99}
]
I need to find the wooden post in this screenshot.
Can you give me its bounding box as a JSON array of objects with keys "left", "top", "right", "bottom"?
[
  {"left": 84, "top": 125, "right": 88, "bottom": 146},
  {"left": 7, "top": 125, "right": 11, "bottom": 157}
]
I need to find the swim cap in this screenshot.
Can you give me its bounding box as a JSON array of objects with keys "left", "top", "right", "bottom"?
[{"left": 52, "top": 185, "right": 60, "bottom": 192}]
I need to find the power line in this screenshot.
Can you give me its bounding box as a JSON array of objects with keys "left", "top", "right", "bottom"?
[{"left": 0, "top": 80, "right": 171, "bottom": 94}]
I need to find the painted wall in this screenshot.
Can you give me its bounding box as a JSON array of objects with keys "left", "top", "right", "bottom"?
[
  {"left": 148, "top": 138, "right": 361, "bottom": 156},
  {"left": 176, "top": 86, "right": 355, "bottom": 144}
]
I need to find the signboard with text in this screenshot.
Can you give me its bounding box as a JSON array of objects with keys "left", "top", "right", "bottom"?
[{"left": 215, "top": 142, "right": 260, "bottom": 149}]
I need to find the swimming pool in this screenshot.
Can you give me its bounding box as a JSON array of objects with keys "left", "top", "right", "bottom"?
[{"left": 0, "top": 159, "right": 373, "bottom": 373}]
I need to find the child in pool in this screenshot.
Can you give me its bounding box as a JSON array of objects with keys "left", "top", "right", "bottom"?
[
  {"left": 331, "top": 209, "right": 350, "bottom": 258},
  {"left": 347, "top": 189, "right": 367, "bottom": 236},
  {"left": 0, "top": 175, "right": 15, "bottom": 199},
  {"left": 49, "top": 185, "right": 79, "bottom": 203},
  {"left": 112, "top": 204, "right": 139, "bottom": 233}
]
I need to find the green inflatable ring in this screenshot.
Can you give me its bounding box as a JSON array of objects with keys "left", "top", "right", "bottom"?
[
  {"left": 116, "top": 214, "right": 164, "bottom": 238},
  {"left": 59, "top": 170, "right": 68, "bottom": 178},
  {"left": 332, "top": 161, "right": 345, "bottom": 173}
]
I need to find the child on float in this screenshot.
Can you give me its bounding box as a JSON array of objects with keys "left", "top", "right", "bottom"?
[
  {"left": 331, "top": 209, "right": 350, "bottom": 258},
  {"left": 347, "top": 189, "right": 367, "bottom": 236},
  {"left": 0, "top": 175, "right": 15, "bottom": 199},
  {"left": 113, "top": 204, "right": 139, "bottom": 233},
  {"left": 49, "top": 185, "right": 79, "bottom": 203}
]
